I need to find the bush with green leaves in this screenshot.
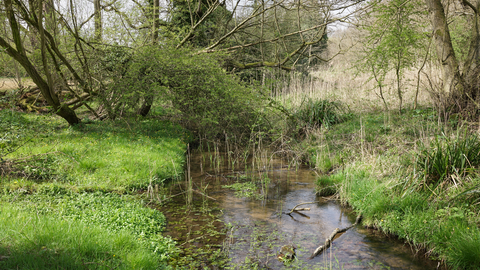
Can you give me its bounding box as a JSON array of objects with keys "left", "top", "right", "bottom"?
[
  {"left": 416, "top": 132, "right": 480, "bottom": 188},
  {"left": 116, "top": 46, "right": 265, "bottom": 138}
]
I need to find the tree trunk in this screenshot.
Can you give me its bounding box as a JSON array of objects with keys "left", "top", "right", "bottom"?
[
  {"left": 138, "top": 96, "right": 153, "bottom": 117},
  {"left": 152, "top": 0, "right": 160, "bottom": 44},
  {"left": 1, "top": 0, "right": 81, "bottom": 126},
  {"left": 137, "top": 0, "right": 160, "bottom": 117},
  {"left": 94, "top": 0, "right": 102, "bottom": 42},
  {"left": 424, "top": 0, "right": 465, "bottom": 95}
]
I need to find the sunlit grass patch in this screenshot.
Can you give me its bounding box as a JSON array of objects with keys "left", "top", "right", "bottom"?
[
  {"left": 1, "top": 191, "right": 178, "bottom": 265},
  {"left": 1, "top": 110, "right": 188, "bottom": 190},
  {"left": 0, "top": 205, "right": 163, "bottom": 270}
]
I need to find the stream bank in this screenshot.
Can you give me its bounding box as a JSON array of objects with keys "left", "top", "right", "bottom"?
[{"left": 159, "top": 148, "right": 441, "bottom": 269}]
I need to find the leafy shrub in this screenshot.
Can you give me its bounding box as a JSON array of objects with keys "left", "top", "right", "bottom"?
[
  {"left": 116, "top": 46, "right": 264, "bottom": 138},
  {"left": 416, "top": 132, "right": 480, "bottom": 188}
]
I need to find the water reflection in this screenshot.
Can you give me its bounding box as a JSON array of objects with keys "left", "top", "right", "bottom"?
[{"left": 188, "top": 151, "right": 438, "bottom": 269}]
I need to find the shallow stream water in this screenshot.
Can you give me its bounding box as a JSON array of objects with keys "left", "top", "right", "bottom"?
[{"left": 165, "top": 149, "right": 439, "bottom": 269}]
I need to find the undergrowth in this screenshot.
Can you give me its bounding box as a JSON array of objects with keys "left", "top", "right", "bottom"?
[
  {"left": 0, "top": 110, "right": 188, "bottom": 269},
  {"left": 310, "top": 108, "right": 480, "bottom": 269}
]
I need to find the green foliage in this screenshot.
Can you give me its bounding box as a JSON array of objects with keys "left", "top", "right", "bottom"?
[
  {"left": 119, "top": 46, "right": 264, "bottom": 138},
  {"left": 450, "top": 16, "right": 471, "bottom": 63},
  {"left": 169, "top": 0, "right": 231, "bottom": 47},
  {"left": 291, "top": 98, "right": 343, "bottom": 130},
  {"left": 357, "top": 0, "right": 426, "bottom": 110},
  {"left": 3, "top": 192, "right": 177, "bottom": 262},
  {"left": 0, "top": 205, "right": 165, "bottom": 269},
  {"left": 361, "top": 0, "right": 426, "bottom": 71},
  {"left": 416, "top": 132, "right": 480, "bottom": 188}
]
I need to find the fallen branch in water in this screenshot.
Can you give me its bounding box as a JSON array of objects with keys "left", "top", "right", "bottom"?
[
  {"left": 286, "top": 202, "right": 318, "bottom": 215},
  {"left": 293, "top": 207, "right": 310, "bottom": 212},
  {"left": 309, "top": 213, "right": 362, "bottom": 259}
]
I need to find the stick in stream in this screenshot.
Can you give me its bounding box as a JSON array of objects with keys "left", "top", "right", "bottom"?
[
  {"left": 309, "top": 214, "right": 362, "bottom": 259},
  {"left": 286, "top": 202, "right": 318, "bottom": 215}
]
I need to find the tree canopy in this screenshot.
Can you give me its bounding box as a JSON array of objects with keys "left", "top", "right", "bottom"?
[{"left": 1, "top": 0, "right": 480, "bottom": 125}]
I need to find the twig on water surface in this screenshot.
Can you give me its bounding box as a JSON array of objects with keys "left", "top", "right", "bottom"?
[
  {"left": 286, "top": 202, "right": 318, "bottom": 215},
  {"left": 309, "top": 213, "right": 362, "bottom": 259}
]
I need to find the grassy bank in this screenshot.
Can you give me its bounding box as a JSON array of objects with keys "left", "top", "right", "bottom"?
[
  {"left": 1, "top": 110, "right": 187, "bottom": 191},
  {"left": 308, "top": 109, "right": 480, "bottom": 269},
  {"left": 0, "top": 110, "right": 188, "bottom": 269}
]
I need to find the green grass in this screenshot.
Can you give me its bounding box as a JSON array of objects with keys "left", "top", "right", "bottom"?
[
  {"left": 1, "top": 192, "right": 177, "bottom": 260},
  {"left": 0, "top": 205, "right": 166, "bottom": 270},
  {"left": 1, "top": 110, "right": 188, "bottom": 191},
  {"left": 315, "top": 173, "right": 342, "bottom": 196},
  {"left": 335, "top": 167, "right": 480, "bottom": 269},
  {"left": 416, "top": 131, "right": 480, "bottom": 188},
  {"left": 0, "top": 109, "right": 189, "bottom": 269},
  {"left": 291, "top": 98, "right": 343, "bottom": 129},
  {"left": 310, "top": 108, "right": 480, "bottom": 269}
]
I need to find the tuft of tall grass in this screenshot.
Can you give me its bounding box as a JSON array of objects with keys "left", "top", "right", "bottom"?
[
  {"left": 291, "top": 98, "right": 343, "bottom": 130},
  {"left": 315, "top": 174, "right": 342, "bottom": 196},
  {"left": 449, "top": 229, "right": 480, "bottom": 270},
  {"left": 416, "top": 132, "right": 480, "bottom": 190}
]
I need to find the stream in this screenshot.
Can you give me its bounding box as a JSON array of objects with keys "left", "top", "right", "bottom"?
[{"left": 162, "top": 149, "right": 440, "bottom": 269}]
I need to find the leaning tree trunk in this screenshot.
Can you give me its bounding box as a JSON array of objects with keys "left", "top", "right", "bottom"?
[{"left": 1, "top": 0, "right": 81, "bottom": 125}]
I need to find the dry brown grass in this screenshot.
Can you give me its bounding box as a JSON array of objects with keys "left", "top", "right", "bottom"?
[
  {"left": 0, "top": 77, "right": 34, "bottom": 92},
  {"left": 274, "top": 28, "right": 435, "bottom": 112}
]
